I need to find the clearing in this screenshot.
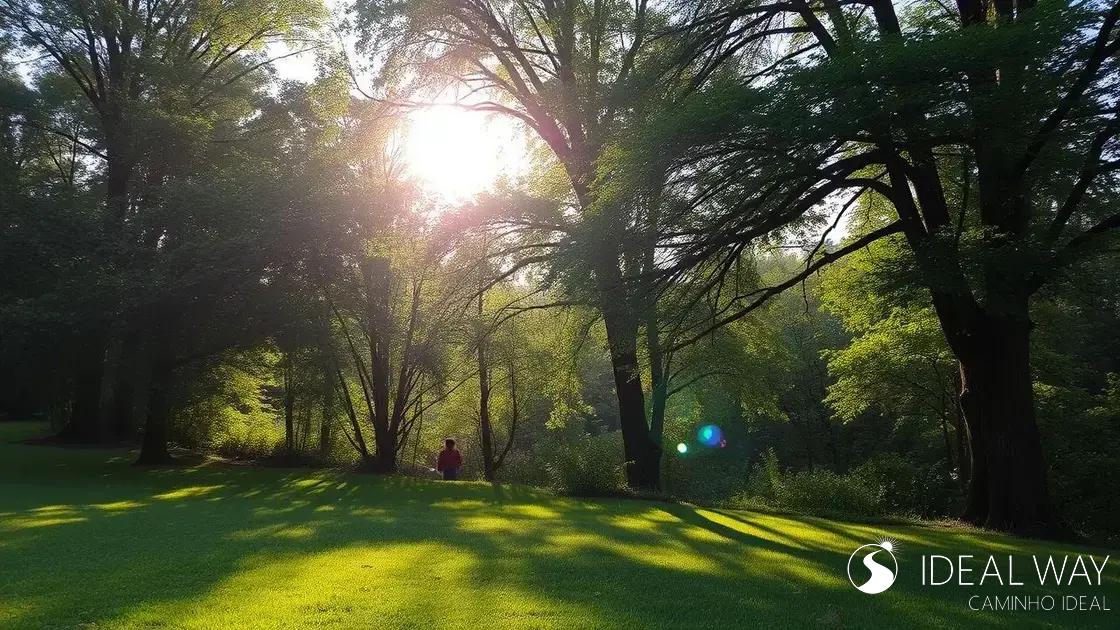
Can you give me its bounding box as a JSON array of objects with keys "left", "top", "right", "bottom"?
[{"left": 0, "top": 422, "right": 1115, "bottom": 629}]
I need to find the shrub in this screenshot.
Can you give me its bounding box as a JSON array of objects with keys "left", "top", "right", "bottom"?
[
  {"left": 775, "top": 468, "right": 885, "bottom": 518},
  {"left": 660, "top": 420, "right": 750, "bottom": 503},
  {"left": 545, "top": 433, "right": 627, "bottom": 497},
  {"left": 498, "top": 449, "right": 552, "bottom": 487},
  {"left": 852, "top": 453, "right": 957, "bottom": 518},
  {"left": 1037, "top": 378, "right": 1120, "bottom": 541},
  {"left": 736, "top": 449, "right": 886, "bottom": 519}
]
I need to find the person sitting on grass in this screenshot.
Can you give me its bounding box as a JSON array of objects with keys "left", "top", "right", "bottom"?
[{"left": 436, "top": 438, "right": 463, "bottom": 481}]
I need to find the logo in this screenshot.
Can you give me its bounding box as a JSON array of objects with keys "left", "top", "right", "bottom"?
[{"left": 848, "top": 541, "right": 898, "bottom": 594}]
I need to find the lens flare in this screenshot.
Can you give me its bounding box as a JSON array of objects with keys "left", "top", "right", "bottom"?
[
  {"left": 697, "top": 424, "right": 723, "bottom": 447},
  {"left": 676, "top": 443, "right": 688, "bottom": 454}
]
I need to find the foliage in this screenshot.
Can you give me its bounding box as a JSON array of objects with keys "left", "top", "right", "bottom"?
[
  {"left": 4, "top": 0, "right": 1120, "bottom": 542},
  {"left": 1037, "top": 378, "right": 1120, "bottom": 541},
  {"left": 738, "top": 449, "right": 885, "bottom": 519},
  {"left": 737, "top": 446, "right": 958, "bottom": 521},
  {"left": 545, "top": 433, "right": 628, "bottom": 497},
  {"left": 174, "top": 351, "right": 285, "bottom": 459}
]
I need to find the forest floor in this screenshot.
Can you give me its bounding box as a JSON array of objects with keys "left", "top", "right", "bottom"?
[{"left": 1, "top": 421, "right": 1117, "bottom": 629}]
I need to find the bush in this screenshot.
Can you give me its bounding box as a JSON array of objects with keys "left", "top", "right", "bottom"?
[
  {"left": 852, "top": 453, "right": 957, "bottom": 518},
  {"left": 776, "top": 469, "right": 885, "bottom": 518},
  {"left": 660, "top": 420, "right": 751, "bottom": 503},
  {"left": 545, "top": 433, "right": 627, "bottom": 497},
  {"left": 736, "top": 449, "right": 886, "bottom": 519},
  {"left": 498, "top": 449, "right": 552, "bottom": 487},
  {"left": 1037, "top": 378, "right": 1120, "bottom": 542}
]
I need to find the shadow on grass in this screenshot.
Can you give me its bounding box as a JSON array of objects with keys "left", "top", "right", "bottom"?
[{"left": 1, "top": 424, "right": 1117, "bottom": 629}]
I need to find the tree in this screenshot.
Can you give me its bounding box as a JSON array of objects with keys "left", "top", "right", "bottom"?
[
  {"left": 125, "top": 72, "right": 349, "bottom": 463},
  {"left": 318, "top": 114, "right": 472, "bottom": 473},
  {"left": 352, "top": 0, "right": 679, "bottom": 488},
  {"left": 820, "top": 232, "right": 965, "bottom": 485},
  {"left": 646, "top": 0, "right": 1120, "bottom": 534},
  {"left": 466, "top": 254, "right": 527, "bottom": 482},
  {"left": 0, "top": 63, "right": 102, "bottom": 425},
  {"left": 1, "top": 0, "right": 324, "bottom": 441}
]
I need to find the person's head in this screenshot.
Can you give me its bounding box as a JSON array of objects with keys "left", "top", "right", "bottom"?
[{"left": 445, "top": 438, "right": 455, "bottom": 450}]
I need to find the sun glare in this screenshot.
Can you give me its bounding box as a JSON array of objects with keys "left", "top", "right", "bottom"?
[{"left": 403, "top": 106, "right": 523, "bottom": 201}]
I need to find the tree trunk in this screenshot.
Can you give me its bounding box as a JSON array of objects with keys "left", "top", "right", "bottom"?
[
  {"left": 411, "top": 397, "right": 425, "bottom": 472},
  {"left": 938, "top": 409, "right": 955, "bottom": 482},
  {"left": 901, "top": 156, "right": 1058, "bottom": 534},
  {"left": 361, "top": 256, "right": 396, "bottom": 474},
  {"left": 108, "top": 329, "right": 141, "bottom": 439},
  {"left": 135, "top": 360, "right": 174, "bottom": 465},
  {"left": 609, "top": 338, "right": 659, "bottom": 490},
  {"left": 369, "top": 442, "right": 397, "bottom": 473},
  {"left": 102, "top": 112, "right": 131, "bottom": 234},
  {"left": 953, "top": 303, "right": 1057, "bottom": 536},
  {"left": 320, "top": 381, "right": 333, "bottom": 458},
  {"left": 648, "top": 379, "right": 667, "bottom": 455},
  {"left": 334, "top": 362, "right": 369, "bottom": 459},
  {"left": 641, "top": 199, "right": 669, "bottom": 457},
  {"left": 369, "top": 410, "right": 397, "bottom": 473},
  {"left": 58, "top": 330, "right": 107, "bottom": 443},
  {"left": 477, "top": 338, "right": 496, "bottom": 482},
  {"left": 493, "top": 360, "right": 519, "bottom": 471},
  {"left": 283, "top": 356, "right": 295, "bottom": 456},
  {"left": 953, "top": 370, "right": 970, "bottom": 490},
  {"left": 596, "top": 252, "right": 659, "bottom": 490},
  {"left": 645, "top": 305, "right": 668, "bottom": 455},
  {"left": 59, "top": 104, "right": 132, "bottom": 444},
  {"left": 476, "top": 290, "right": 497, "bottom": 481}
]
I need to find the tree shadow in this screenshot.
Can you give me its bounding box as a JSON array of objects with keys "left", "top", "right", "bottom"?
[{"left": 1, "top": 438, "right": 1117, "bottom": 629}]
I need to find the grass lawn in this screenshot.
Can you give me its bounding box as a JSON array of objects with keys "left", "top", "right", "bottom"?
[{"left": 1, "top": 422, "right": 1116, "bottom": 629}]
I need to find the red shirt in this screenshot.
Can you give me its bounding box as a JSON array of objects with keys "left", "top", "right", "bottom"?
[{"left": 437, "top": 448, "right": 462, "bottom": 471}]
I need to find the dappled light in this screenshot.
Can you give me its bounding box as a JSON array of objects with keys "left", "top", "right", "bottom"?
[
  {"left": 4, "top": 0, "right": 1120, "bottom": 622},
  {"left": 1, "top": 425, "right": 1117, "bottom": 628},
  {"left": 2, "top": 513, "right": 88, "bottom": 532},
  {"left": 151, "top": 485, "right": 226, "bottom": 501}
]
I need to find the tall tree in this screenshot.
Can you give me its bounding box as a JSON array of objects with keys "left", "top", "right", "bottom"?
[
  {"left": 353, "top": 0, "right": 676, "bottom": 488},
  {"left": 127, "top": 72, "right": 348, "bottom": 463},
  {"left": 1, "top": 0, "right": 323, "bottom": 441},
  {"left": 646, "top": 0, "right": 1120, "bottom": 534},
  {"left": 0, "top": 64, "right": 102, "bottom": 425},
  {"left": 320, "top": 116, "right": 471, "bottom": 472}
]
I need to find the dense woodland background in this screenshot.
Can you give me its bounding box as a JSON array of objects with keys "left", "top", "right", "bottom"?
[{"left": 3, "top": 0, "right": 1119, "bottom": 541}]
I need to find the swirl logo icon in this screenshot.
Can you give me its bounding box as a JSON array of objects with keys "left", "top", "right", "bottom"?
[{"left": 847, "top": 541, "right": 898, "bottom": 594}]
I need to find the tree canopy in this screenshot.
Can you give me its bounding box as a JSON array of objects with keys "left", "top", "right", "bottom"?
[{"left": 4, "top": 0, "right": 1120, "bottom": 540}]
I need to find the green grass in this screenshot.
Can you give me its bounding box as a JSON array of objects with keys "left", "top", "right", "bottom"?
[{"left": 1, "top": 422, "right": 1116, "bottom": 629}]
